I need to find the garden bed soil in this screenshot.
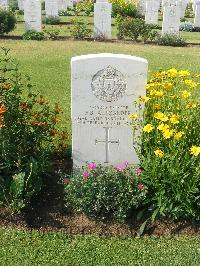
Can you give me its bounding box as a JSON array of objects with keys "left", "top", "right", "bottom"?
[{"left": 0, "top": 158, "right": 200, "bottom": 237}]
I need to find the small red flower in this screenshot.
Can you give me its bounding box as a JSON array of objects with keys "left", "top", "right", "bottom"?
[{"left": 138, "top": 183, "right": 144, "bottom": 190}]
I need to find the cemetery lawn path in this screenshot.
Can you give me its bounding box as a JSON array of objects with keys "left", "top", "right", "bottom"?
[
  {"left": 1, "top": 40, "right": 199, "bottom": 132},
  {"left": 1, "top": 228, "right": 200, "bottom": 265}
]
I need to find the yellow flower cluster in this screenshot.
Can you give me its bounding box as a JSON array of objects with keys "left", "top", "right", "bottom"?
[
  {"left": 138, "top": 68, "right": 200, "bottom": 159},
  {"left": 154, "top": 112, "right": 168, "bottom": 122},
  {"left": 190, "top": 146, "right": 200, "bottom": 156},
  {"left": 154, "top": 149, "right": 164, "bottom": 158}
]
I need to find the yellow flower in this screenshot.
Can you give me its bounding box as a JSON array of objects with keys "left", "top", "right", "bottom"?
[
  {"left": 154, "top": 103, "right": 161, "bottom": 110},
  {"left": 184, "top": 79, "right": 198, "bottom": 88},
  {"left": 170, "top": 114, "right": 179, "bottom": 125},
  {"left": 157, "top": 123, "right": 169, "bottom": 132},
  {"left": 154, "top": 149, "right": 164, "bottom": 158},
  {"left": 162, "top": 82, "right": 173, "bottom": 90},
  {"left": 167, "top": 68, "right": 178, "bottom": 77},
  {"left": 139, "top": 96, "right": 150, "bottom": 102},
  {"left": 178, "top": 70, "right": 190, "bottom": 77},
  {"left": 129, "top": 113, "right": 138, "bottom": 119},
  {"left": 174, "top": 131, "right": 184, "bottom": 140},
  {"left": 150, "top": 90, "right": 164, "bottom": 97},
  {"left": 143, "top": 124, "right": 154, "bottom": 133},
  {"left": 163, "top": 129, "right": 174, "bottom": 139},
  {"left": 192, "top": 74, "right": 200, "bottom": 78},
  {"left": 154, "top": 112, "right": 168, "bottom": 122},
  {"left": 190, "top": 146, "right": 200, "bottom": 156},
  {"left": 186, "top": 102, "right": 197, "bottom": 109},
  {"left": 181, "top": 90, "right": 191, "bottom": 99}
]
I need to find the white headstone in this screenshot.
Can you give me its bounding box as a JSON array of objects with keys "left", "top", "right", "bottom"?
[
  {"left": 179, "top": 0, "right": 189, "bottom": 17},
  {"left": 162, "top": 5, "right": 181, "bottom": 34},
  {"left": 18, "top": 0, "right": 24, "bottom": 10},
  {"left": 71, "top": 54, "right": 148, "bottom": 167},
  {"left": 137, "top": 0, "right": 147, "bottom": 15},
  {"left": 24, "top": 0, "right": 42, "bottom": 32},
  {"left": 145, "top": 0, "right": 160, "bottom": 24},
  {"left": 162, "top": 0, "right": 176, "bottom": 7},
  {"left": 57, "top": 0, "right": 68, "bottom": 10},
  {"left": 66, "top": 0, "right": 73, "bottom": 8},
  {"left": 45, "top": 0, "right": 59, "bottom": 17},
  {"left": 194, "top": 2, "right": 200, "bottom": 26},
  {"left": 0, "top": 0, "right": 8, "bottom": 9},
  {"left": 94, "top": 0, "right": 112, "bottom": 39}
]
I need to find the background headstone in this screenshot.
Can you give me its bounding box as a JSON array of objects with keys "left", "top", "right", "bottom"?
[
  {"left": 145, "top": 0, "right": 160, "bottom": 24},
  {"left": 57, "top": 0, "right": 68, "bottom": 10},
  {"left": 45, "top": 0, "right": 59, "bottom": 17},
  {"left": 18, "top": 0, "right": 24, "bottom": 11},
  {"left": 24, "top": 0, "right": 42, "bottom": 32},
  {"left": 194, "top": 1, "right": 200, "bottom": 26},
  {"left": 179, "top": 0, "right": 189, "bottom": 17},
  {"left": 162, "top": 5, "right": 181, "bottom": 34},
  {"left": 94, "top": 0, "right": 112, "bottom": 39},
  {"left": 137, "top": 0, "right": 147, "bottom": 15},
  {"left": 71, "top": 54, "right": 148, "bottom": 167},
  {"left": 0, "top": 0, "right": 8, "bottom": 9}
]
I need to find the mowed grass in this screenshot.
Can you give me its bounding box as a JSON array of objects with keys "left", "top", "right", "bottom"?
[
  {"left": 1, "top": 228, "right": 200, "bottom": 265},
  {"left": 1, "top": 39, "right": 200, "bottom": 131}
]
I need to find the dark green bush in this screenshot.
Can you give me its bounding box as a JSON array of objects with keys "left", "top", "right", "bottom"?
[
  {"left": 9, "top": 0, "right": 18, "bottom": 12},
  {"left": 0, "top": 9, "right": 16, "bottom": 35},
  {"left": 43, "top": 16, "right": 60, "bottom": 25},
  {"left": 116, "top": 16, "right": 158, "bottom": 42},
  {"left": 42, "top": 0, "right": 45, "bottom": 10},
  {"left": 64, "top": 163, "right": 147, "bottom": 222},
  {"left": 157, "top": 33, "right": 187, "bottom": 47},
  {"left": 43, "top": 26, "right": 60, "bottom": 40},
  {"left": 22, "top": 30, "right": 44, "bottom": 41}
]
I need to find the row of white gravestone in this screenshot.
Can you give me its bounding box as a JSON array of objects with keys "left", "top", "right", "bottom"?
[
  {"left": 45, "top": 0, "right": 73, "bottom": 17},
  {"left": 17, "top": 0, "right": 200, "bottom": 35},
  {"left": 0, "top": 0, "right": 8, "bottom": 9},
  {"left": 144, "top": 0, "right": 200, "bottom": 34},
  {"left": 18, "top": 0, "right": 73, "bottom": 13},
  {"left": 71, "top": 53, "right": 148, "bottom": 167}
]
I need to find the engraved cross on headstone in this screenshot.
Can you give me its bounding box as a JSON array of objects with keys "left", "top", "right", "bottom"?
[{"left": 95, "top": 127, "right": 120, "bottom": 163}]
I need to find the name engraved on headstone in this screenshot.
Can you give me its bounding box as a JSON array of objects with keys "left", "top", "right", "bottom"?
[{"left": 74, "top": 105, "right": 132, "bottom": 126}]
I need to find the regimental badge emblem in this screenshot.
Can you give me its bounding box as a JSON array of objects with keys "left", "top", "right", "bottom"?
[{"left": 91, "top": 66, "right": 127, "bottom": 102}]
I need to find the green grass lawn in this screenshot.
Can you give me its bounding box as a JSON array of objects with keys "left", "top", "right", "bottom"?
[{"left": 1, "top": 228, "right": 200, "bottom": 265}]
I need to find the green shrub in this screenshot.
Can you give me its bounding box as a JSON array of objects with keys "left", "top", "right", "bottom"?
[
  {"left": 116, "top": 16, "right": 157, "bottom": 42},
  {"left": 42, "top": 0, "right": 45, "bottom": 10},
  {"left": 157, "top": 33, "right": 187, "bottom": 47},
  {"left": 75, "top": 0, "right": 94, "bottom": 16},
  {"left": 43, "top": 26, "right": 60, "bottom": 40},
  {"left": 9, "top": 0, "right": 18, "bottom": 12},
  {"left": 130, "top": 68, "right": 200, "bottom": 221},
  {"left": 43, "top": 16, "right": 60, "bottom": 25},
  {"left": 64, "top": 163, "right": 147, "bottom": 221},
  {"left": 70, "top": 17, "right": 92, "bottom": 39},
  {"left": 0, "top": 9, "right": 16, "bottom": 35},
  {"left": 0, "top": 48, "right": 69, "bottom": 211},
  {"left": 193, "top": 27, "right": 200, "bottom": 32},
  {"left": 22, "top": 30, "right": 44, "bottom": 41},
  {"left": 110, "top": 0, "right": 137, "bottom": 17}
]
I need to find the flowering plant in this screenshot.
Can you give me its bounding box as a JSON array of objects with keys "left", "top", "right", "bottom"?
[
  {"left": 0, "top": 48, "right": 69, "bottom": 211},
  {"left": 130, "top": 68, "right": 200, "bottom": 220},
  {"left": 64, "top": 162, "right": 147, "bottom": 222}
]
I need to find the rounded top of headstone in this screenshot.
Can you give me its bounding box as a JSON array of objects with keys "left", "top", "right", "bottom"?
[{"left": 71, "top": 53, "right": 148, "bottom": 64}]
